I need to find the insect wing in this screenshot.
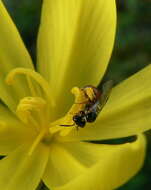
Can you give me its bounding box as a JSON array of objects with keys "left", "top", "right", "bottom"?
[{"left": 99, "top": 80, "right": 113, "bottom": 109}]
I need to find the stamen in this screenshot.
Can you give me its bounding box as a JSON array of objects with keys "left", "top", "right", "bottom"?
[
  {"left": 84, "top": 87, "right": 95, "bottom": 101},
  {"left": 28, "top": 129, "right": 46, "bottom": 156},
  {"left": 5, "top": 68, "right": 55, "bottom": 107},
  {"left": 26, "top": 75, "right": 37, "bottom": 97},
  {"left": 70, "top": 87, "right": 88, "bottom": 113},
  {"left": 16, "top": 97, "right": 47, "bottom": 131},
  {"left": 50, "top": 125, "right": 73, "bottom": 136},
  {"left": 27, "top": 115, "right": 40, "bottom": 132}
]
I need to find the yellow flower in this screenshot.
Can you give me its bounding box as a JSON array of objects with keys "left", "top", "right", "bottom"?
[{"left": 0, "top": 1, "right": 150, "bottom": 190}]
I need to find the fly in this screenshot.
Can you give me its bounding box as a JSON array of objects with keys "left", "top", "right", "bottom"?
[{"left": 60, "top": 80, "right": 113, "bottom": 129}]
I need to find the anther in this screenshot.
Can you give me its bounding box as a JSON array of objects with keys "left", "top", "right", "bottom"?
[
  {"left": 5, "top": 68, "right": 55, "bottom": 107},
  {"left": 16, "top": 97, "right": 47, "bottom": 130}
]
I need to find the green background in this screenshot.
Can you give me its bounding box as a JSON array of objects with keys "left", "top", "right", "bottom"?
[{"left": 2, "top": 0, "right": 151, "bottom": 189}]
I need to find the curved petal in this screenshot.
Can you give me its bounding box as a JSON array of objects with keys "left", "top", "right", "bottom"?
[
  {"left": 0, "top": 143, "right": 49, "bottom": 190},
  {"left": 0, "top": 1, "right": 34, "bottom": 112},
  {"left": 43, "top": 142, "right": 86, "bottom": 187},
  {"left": 0, "top": 103, "right": 35, "bottom": 155},
  {"left": 37, "top": 0, "right": 116, "bottom": 116},
  {"left": 43, "top": 134, "right": 146, "bottom": 190},
  {"left": 68, "top": 64, "right": 151, "bottom": 140}
]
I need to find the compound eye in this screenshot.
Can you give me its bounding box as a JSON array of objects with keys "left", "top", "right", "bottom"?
[
  {"left": 73, "top": 115, "right": 86, "bottom": 127},
  {"left": 86, "top": 112, "right": 97, "bottom": 122},
  {"left": 73, "top": 115, "right": 79, "bottom": 122}
]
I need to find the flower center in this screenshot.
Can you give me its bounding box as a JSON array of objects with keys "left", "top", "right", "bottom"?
[{"left": 5, "top": 67, "right": 94, "bottom": 155}]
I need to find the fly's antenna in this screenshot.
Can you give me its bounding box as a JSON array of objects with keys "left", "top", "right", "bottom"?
[{"left": 60, "top": 123, "right": 75, "bottom": 127}]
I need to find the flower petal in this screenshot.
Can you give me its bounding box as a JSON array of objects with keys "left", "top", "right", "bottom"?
[
  {"left": 44, "top": 134, "right": 146, "bottom": 190},
  {"left": 37, "top": 0, "right": 116, "bottom": 116},
  {"left": 0, "top": 103, "right": 35, "bottom": 155},
  {"left": 0, "top": 143, "right": 49, "bottom": 190},
  {"left": 43, "top": 142, "right": 86, "bottom": 188},
  {"left": 0, "top": 1, "right": 34, "bottom": 112},
  {"left": 68, "top": 64, "right": 151, "bottom": 140}
]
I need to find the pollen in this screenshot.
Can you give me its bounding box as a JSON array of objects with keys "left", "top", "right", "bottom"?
[{"left": 49, "top": 87, "right": 91, "bottom": 136}]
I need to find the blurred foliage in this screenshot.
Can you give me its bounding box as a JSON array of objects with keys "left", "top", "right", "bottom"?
[
  {"left": 106, "top": 0, "right": 151, "bottom": 84},
  {"left": 2, "top": 0, "right": 151, "bottom": 189},
  {"left": 3, "top": 0, "right": 42, "bottom": 62}
]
